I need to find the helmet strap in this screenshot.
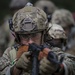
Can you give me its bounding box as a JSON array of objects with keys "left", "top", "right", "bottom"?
[
  {"left": 15, "top": 33, "right": 21, "bottom": 44},
  {"left": 40, "top": 31, "right": 45, "bottom": 45}
]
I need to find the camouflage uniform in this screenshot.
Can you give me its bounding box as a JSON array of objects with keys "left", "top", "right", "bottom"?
[
  {"left": 0, "top": 43, "right": 75, "bottom": 75},
  {"left": 0, "top": 4, "right": 75, "bottom": 75},
  {"left": 0, "top": 26, "right": 8, "bottom": 57}
]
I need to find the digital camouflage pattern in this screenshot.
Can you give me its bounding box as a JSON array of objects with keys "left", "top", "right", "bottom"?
[
  {"left": 34, "top": 0, "right": 57, "bottom": 14},
  {"left": 51, "top": 9, "right": 75, "bottom": 28},
  {"left": 0, "top": 45, "right": 75, "bottom": 75},
  {"left": 48, "top": 23, "right": 67, "bottom": 39}
]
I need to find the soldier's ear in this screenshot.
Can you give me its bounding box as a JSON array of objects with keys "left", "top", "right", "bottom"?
[{"left": 8, "top": 18, "right": 14, "bottom": 31}]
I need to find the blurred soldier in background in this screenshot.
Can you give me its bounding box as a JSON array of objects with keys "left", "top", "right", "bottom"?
[
  {"left": 34, "top": 0, "right": 57, "bottom": 22},
  {"left": 0, "top": 0, "right": 29, "bottom": 57},
  {"left": 65, "top": 27, "right": 75, "bottom": 55},
  {"left": 51, "top": 9, "right": 75, "bottom": 50},
  {"left": 9, "top": 0, "right": 29, "bottom": 15},
  {"left": 45, "top": 23, "right": 67, "bottom": 51},
  {"left": 0, "top": 26, "right": 9, "bottom": 57},
  {"left": 0, "top": 16, "right": 11, "bottom": 57}
]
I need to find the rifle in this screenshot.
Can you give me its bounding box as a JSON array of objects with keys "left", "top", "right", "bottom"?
[
  {"left": 28, "top": 43, "right": 41, "bottom": 75},
  {"left": 17, "top": 43, "right": 63, "bottom": 75},
  {"left": 28, "top": 43, "right": 62, "bottom": 75}
]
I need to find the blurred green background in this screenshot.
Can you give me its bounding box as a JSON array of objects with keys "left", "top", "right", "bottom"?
[{"left": 0, "top": 0, "right": 75, "bottom": 24}]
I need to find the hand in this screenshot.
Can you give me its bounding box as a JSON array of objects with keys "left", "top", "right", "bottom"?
[
  {"left": 16, "top": 52, "right": 31, "bottom": 71},
  {"left": 39, "top": 57, "right": 58, "bottom": 75}
]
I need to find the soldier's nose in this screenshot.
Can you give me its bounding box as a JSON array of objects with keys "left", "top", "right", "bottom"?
[{"left": 28, "top": 38, "right": 34, "bottom": 44}]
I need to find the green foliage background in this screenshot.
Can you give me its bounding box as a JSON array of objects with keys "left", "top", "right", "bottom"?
[{"left": 0, "top": 0, "right": 75, "bottom": 24}]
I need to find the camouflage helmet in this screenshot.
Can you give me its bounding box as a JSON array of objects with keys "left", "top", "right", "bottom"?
[
  {"left": 51, "top": 9, "right": 75, "bottom": 28},
  {"left": 9, "top": 0, "right": 29, "bottom": 9},
  {"left": 48, "top": 23, "right": 67, "bottom": 39},
  {"left": 12, "top": 4, "right": 48, "bottom": 34},
  {"left": 34, "top": 0, "right": 57, "bottom": 14}
]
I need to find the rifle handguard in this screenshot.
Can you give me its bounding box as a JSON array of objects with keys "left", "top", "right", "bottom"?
[{"left": 17, "top": 45, "right": 29, "bottom": 59}]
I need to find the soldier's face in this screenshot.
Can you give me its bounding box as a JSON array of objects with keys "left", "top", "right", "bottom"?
[
  {"left": 48, "top": 38, "right": 62, "bottom": 47},
  {"left": 19, "top": 33, "right": 42, "bottom": 45}
]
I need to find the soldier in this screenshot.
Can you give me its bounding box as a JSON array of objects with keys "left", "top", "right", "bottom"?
[
  {"left": 45, "top": 23, "right": 67, "bottom": 51},
  {"left": 51, "top": 9, "right": 75, "bottom": 50},
  {"left": 34, "top": 0, "right": 57, "bottom": 22},
  {"left": 9, "top": 0, "right": 29, "bottom": 15},
  {"left": 0, "top": 3, "right": 48, "bottom": 75},
  {"left": 65, "top": 27, "right": 75, "bottom": 55},
  {"left": 0, "top": 26, "right": 8, "bottom": 57},
  {"left": 0, "top": 3, "right": 75, "bottom": 75}
]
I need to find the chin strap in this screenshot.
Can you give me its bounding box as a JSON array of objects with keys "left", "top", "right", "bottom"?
[{"left": 40, "top": 31, "right": 45, "bottom": 45}]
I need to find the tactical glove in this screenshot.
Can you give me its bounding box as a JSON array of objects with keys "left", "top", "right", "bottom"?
[
  {"left": 39, "top": 57, "right": 58, "bottom": 75},
  {"left": 16, "top": 52, "right": 31, "bottom": 71}
]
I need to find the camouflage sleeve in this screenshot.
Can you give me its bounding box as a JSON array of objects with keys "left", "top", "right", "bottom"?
[
  {"left": 62, "top": 54, "right": 75, "bottom": 75},
  {"left": 52, "top": 47, "right": 75, "bottom": 75},
  {"left": 0, "top": 47, "right": 11, "bottom": 74}
]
